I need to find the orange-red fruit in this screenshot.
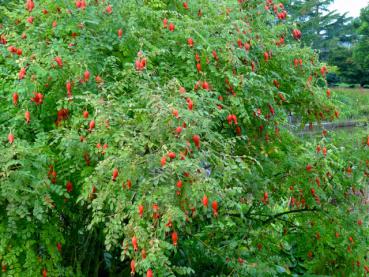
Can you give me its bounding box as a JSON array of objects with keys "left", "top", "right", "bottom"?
[
  {"left": 195, "top": 53, "right": 200, "bottom": 62},
  {"left": 264, "top": 192, "right": 268, "bottom": 201},
  {"left": 202, "top": 195, "right": 208, "bottom": 207},
  {"left": 12, "top": 93, "right": 19, "bottom": 106},
  {"left": 172, "top": 232, "right": 178, "bottom": 246},
  {"left": 84, "top": 70, "right": 90, "bottom": 81},
  {"left": 316, "top": 145, "right": 321, "bottom": 153},
  {"left": 292, "top": 29, "right": 302, "bottom": 40},
  {"left": 25, "top": 111, "right": 30, "bottom": 124},
  {"left": 126, "top": 179, "right": 132, "bottom": 189},
  {"left": 169, "top": 23, "right": 175, "bottom": 32},
  {"left": 130, "top": 260, "right": 135, "bottom": 274},
  {"left": 163, "top": 18, "right": 168, "bottom": 28},
  {"left": 9, "top": 47, "right": 19, "bottom": 55},
  {"left": 172, "top": 109, "right": 179, "bottom": 118},
  {"left": 161, "top": 156, "right": 167, "bottom": 167},
  {"left": 202, "top": 81, "right": 209, "bottom": 90},
  {"left": 186, "top": 98, "right": 193, "bottom": 110},
  {"left": 54, "top": 56, "right": 63, "bottom": 67},
  {"left": 66, "top": 181, "right": 73, "bottom": 192},
  {"left": 19, "top": 67, "right": 26, "bottom": 80},
  {"left": 8, "top": 133, "right": 14, "bottom": 144},
  {"left": 66, "top": 81, "right": 72, "bottom": 97},
  {"left": 112, "top": 168, "right": 119, "bottom": 181},
  {"left": 31, "top": 92, "right": 44, "bottom": 105},
  {"left": 141, "top": 249, "right": 147, "bottom": 259},
  {"left": 106, "top": 5, "right": 112, "bottom": 14},
  {"left": 175, "top": 126, "right": 182, "bottom": 134},
  {"left": 192, "top": 135, "right": 200, "bottom": 149},
  {"left": 138, "top": 205, "right": 144, "bottom": 217},
  {"left": 89, "top": 120, "right": 95, "bottom": 131},
  {"left": 237, "top": 39, "right": 243, "bottom": 48},
  {"left": 187, "top": 38, "right": 194, "bottom": 47},
  {"left": 132, "top": 236, "right": 138, "bottom": 251},
  {"left": 212, "top": 50, "right": 218, "bottom": 60},
  {"left": 168, "top": 152, "right": 176, "bottom": 159},
  {"left": 26, "top": 0, "right": 35, "bottom": 12},
  {"left": 176, "top": 180, "right": 183, "bottom": 189},
  {"left": 245, "top": 43, "right": 251, "bottom": 51},
  {"left": 235, "top": 126, "right": 241, "bottom": 136},
  {"left": 95, "top": 75, "right": 103, "bottom": 83},
  {"left": 212, "top": 201, "right": 218, "bottom": 216}
]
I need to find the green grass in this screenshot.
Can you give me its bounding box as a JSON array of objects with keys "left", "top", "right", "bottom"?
[
  {"left": 332, "top": 88, "right": 369, "bottom": 120},
  {"left": 301, "top": 126, "right": 368, "bottom": 156},
  {"left": 302, "top": 87, "right": 369, "bottom": 146},
  {"left": 331, "top": 126, "right": 368, "bottom": 145}
]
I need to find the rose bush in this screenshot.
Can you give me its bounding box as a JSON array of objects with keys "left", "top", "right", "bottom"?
[{"left": 0, "top": 0, "right": 368, "bottom": 276}]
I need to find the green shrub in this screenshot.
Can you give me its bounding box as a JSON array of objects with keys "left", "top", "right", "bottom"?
[{"left": 0, "top": 0, "right": 368, "bottom": 276}]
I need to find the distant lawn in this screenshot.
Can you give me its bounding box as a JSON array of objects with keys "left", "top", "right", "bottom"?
[
  {"left": 300, "top": 126, "right": 369, "bottom": 152},
  {"left": 332, "top": 87, "right": 369, "bottom": 120},
  {"left": 331, "top": 126, "right": 368, "bottom": 146}
]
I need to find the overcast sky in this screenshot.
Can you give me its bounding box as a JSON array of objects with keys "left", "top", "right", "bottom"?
[{"left": 329, "top": 0, "right": 368, "bottom": 17}]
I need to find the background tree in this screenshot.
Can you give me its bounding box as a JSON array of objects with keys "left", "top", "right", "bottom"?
[
  {"left": 286, "top": 0, "right": 367, "bottom": 85},
  {"left": 285, "top": 0, "right": 342, "bottom": 51},
  {"left": 353, "top": 5, "right": 369, "bottom": 86}
]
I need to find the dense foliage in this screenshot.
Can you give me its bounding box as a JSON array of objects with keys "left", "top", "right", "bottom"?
[{"left": 0, "top": 0, "right": 368, "bottom": 276}]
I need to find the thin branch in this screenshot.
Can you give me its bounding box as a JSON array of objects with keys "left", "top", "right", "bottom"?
[
  {"left": 245, "top": 203, "right": 255, "bottom": 217},
  {"left": 262, "top": 207, "right": 320, "bottom": 225}
]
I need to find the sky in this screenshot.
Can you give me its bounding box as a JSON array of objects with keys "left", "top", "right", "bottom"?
[{"left": 329, "top": 0, "right": 368, "bottom": 17}]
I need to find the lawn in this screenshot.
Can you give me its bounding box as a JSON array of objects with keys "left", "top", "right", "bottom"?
[
  {"left": 301, "top": 87, "right": 369, "bottom": 145},
  {"left": 332, "top": 88, "right": 369, "bottom": 120}
]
